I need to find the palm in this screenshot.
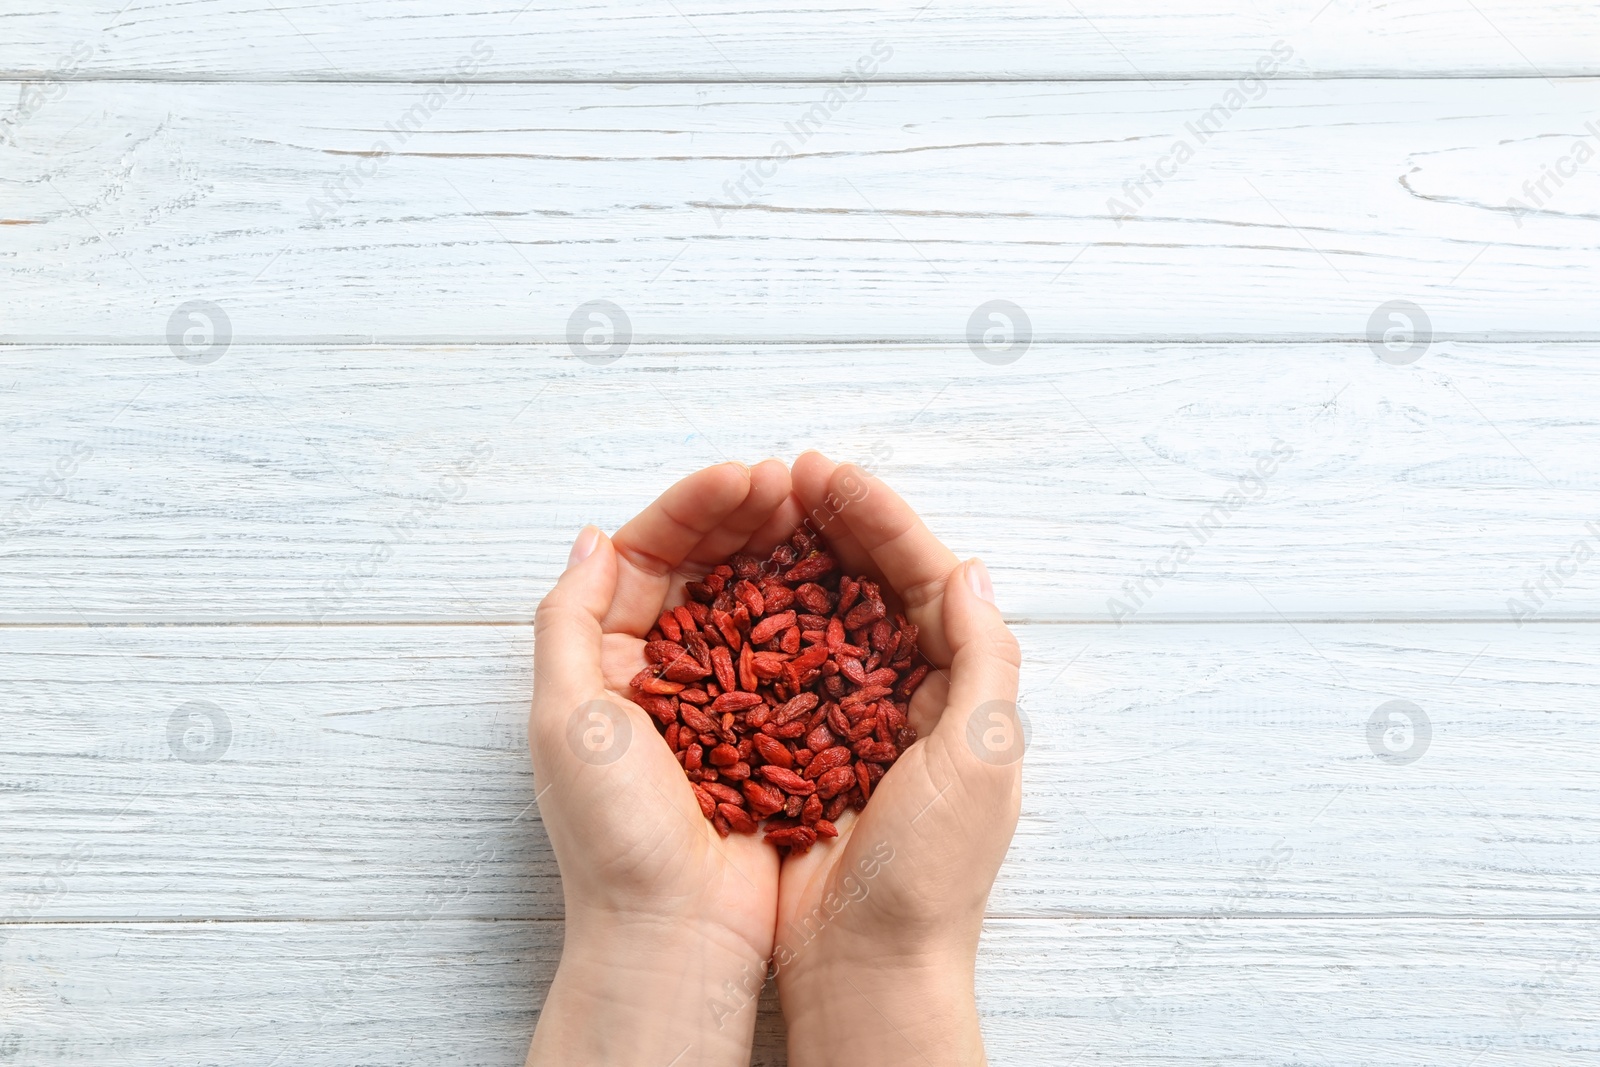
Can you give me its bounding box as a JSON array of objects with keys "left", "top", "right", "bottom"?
[
  {"left": 587, "top": 629, "right": 778, "bottom": 953},
  {"left": 773, "top": 675, "right": 977, "bottom": 953}
]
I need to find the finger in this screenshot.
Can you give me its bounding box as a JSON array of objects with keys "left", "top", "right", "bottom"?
[
  {"left": 825, "top": 462, "right": 960, "bottom": 664},
  {"left": 533, "top": 526, "right": 619, "bottom": 710},
  {"left": 932, "top": 559, "right": 1025, "bottom": 784},
  {"left": 789, "top": 450, "right": 875, "bottom": 578},
  {"left": 603, "top": 462, "right": 755, "bottom": 635},
  {"left": 743, "top": 490, "right": 807, "bottom": 557},
  {"left": 682, "top": 459, "right": 792, "bottom": 568},
  {"left": 904, "top": 667, "right": 949, "bottom": 739}
]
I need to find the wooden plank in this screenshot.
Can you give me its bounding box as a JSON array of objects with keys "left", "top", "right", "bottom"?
[
  {"left": 3, "top": 343, "right": 1597, "bottom": 620},
  {"left": 1, "top": 918, "right": 1595, "bottom": 1065},
  {"left": 0, "top": 2, "right": 1595, "bottom": 80},
  {"left": 4, "top": 81, "right": 1600, "bottom": 342},
  {"left": 3, "top": 623, "right": 1596, "bottom": 921}
]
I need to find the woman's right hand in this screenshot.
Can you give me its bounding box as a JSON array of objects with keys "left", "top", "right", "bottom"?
[{"left": 772, "top": 451, "right": 1024, "bottom": 1067}]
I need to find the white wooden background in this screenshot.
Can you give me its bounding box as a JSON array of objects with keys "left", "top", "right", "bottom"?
[{"left": 3, "top": 3, "right": 1599, "bottom": 1064}]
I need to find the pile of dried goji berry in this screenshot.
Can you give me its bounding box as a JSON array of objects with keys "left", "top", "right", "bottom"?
[{"left": 631, "top": 529, "right": 929, "bottom": 854}]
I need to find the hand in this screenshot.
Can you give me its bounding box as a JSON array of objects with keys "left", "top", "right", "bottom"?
[
  {"left": 525, "top": 460, "right": 800, "bottom": 1067},
  {"left": 773, "top": 451, "right": 1024, "bottom": 1067}
]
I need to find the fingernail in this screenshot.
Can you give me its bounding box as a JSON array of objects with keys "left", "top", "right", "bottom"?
[
  {"left": 566, "top": 525, "right": 601, "bottom": 569},
  {"left": 966, "top": 558, "right": 995, "bottom": 604}
]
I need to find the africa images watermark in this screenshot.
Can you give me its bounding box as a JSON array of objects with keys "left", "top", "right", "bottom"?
[
  {"left": 306, "top": 41, "right": 494, "bottom": 224},
  {"left": 709, "top": 40, "right": 894, "bottom": 226},
  {"left": 1505, "top": 928, "right": 1599, "bottom": 1032},
  {"left": 1504, "top": 118, "right": 1600, "bottom": 228},
  {"left": 1107, "top": 440, "right": 1295, "bottom": 623},
  {"left": 1505, "top": 521, "right": 1600, "bottom": 626},
  {"left": 1107, "top": 40, "right": 1294, "bottom": 225},
  {"left": 752, "top": 443, "right": 891, "bottom": 582},
  {"left": 332, "top": 840, "right": 497, "bottom": 996},
  {"left": 1, "top": 40, "right": 96, "bottom": 142},
  {"left": 0, "top": 843, "right": 95, "bottom": 948},
  {"left": 305, "top": 441, "right": 495, "bottom": 619},
  {"left": 1109, "top": 839, "right": 1296, "bottom": 1019},
  {"left": 0, "top": 443, "right": 94, "bottom": 542},
  {"left": 708, "top": 840, "right": 896, "bottom": 1028}
]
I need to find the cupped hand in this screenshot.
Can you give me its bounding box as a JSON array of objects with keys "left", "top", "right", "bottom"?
[
  {"left": 773, "top": 451, "right": 1024, "bottom": 1067},
  {"left": 526, "top": 460, "right": 801, "bottom": 1065}
]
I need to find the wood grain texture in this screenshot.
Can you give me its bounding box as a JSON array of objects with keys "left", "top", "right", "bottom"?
[
  {"left": 3, "top": 623, "right": 1596, "bottom": 921},
  {"left": 2, "top": 918, "right": 1597, "bottom": 1065},
  {"left": 1, "top": 1, "right": 1596, "bottom": 80},
  {"left": 4, "top": 343, "right": 1597, "bottom": 620},
  {"left": 4, "top": 81, "right": 1600, "bottom": 341},
  {"left": 6, "top": 6, "right": 1598, "bottom": 1062}
]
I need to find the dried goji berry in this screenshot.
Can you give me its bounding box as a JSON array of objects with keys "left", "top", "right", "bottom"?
[
  {"left": 753, "top": 733, "right": 793, "bottom": 769},
  {"left": 757, "top": 765, "right": 817, "bottom": 795},
  {"left": 690, "top": 783, "right": 716, "bottom": 818},
  {"left": 764, "top": 825, "right": 818, "bottom": 851},
  {"left": 658, "top": 610, "right": 683, "bottom": 643},
  {"left": 761, "top": 582, "right": 795, "bottom": 612},
  {"left": 794, "top": 583, "right": 831, "bottom": 614},
  {"left": 704, "top": 782, "right": 742, "bottom": 805},
  {"left": 801, "top": 795, "right": 823, "bottom": 825},
  {"left": 749, "top": 611, "right": 796, "bottom": 644},
  {"left": 718, "top": 803, "right": 757, "bottom": 834},
  {"left": 672, "top": 605, "right": 697, "bottom": 636},
  {"left": 836, "top": 576, "right": 859, "bottom": 614},
  {"left": 816, "top": 765, "right": 856, "bottom": 799},
  {"left": 774, "top": 691, "right": 819, "bottom": 725},
  {"left": 645, "top": 640, "right": 687, "bottom": 664},
  {"left": 732, "top": 579, "right": 765, "bottom": 618},
  {"left": 804, "top": 745, "right": 853, "bottom": 779},
  {"left": 680, "top": 706, "right": 716, "bottom": 734},
  {"left": 738, "top": 642, "right": 758, "bottom": 691},
  {"left": 710, "top": 691, "right": 763, "bottom": 713},
  {"left": 662, "top": 657, "right": 713, "bottom": 682},
  {"left": 710, "top": 645, "right": 736, "bottom": 693},
  {"left": 743, "top": 780, "right": 787, "bottom": 816},
  {"left": 804, "top": 723, "right": 836, "bottom": 753},
  {"left": 750, "top": 651, "right": 789, "bottom": 679},
  {"left": 636, "top": 694, "right": 678, "bottom": 725}
]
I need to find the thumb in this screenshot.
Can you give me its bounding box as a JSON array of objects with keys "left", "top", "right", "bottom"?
[
  {"left": 533, "top": 525, "right": 619, "bottom": 708},
  {"left": 933, "top": 558, "right": 1026, "bottom": 771}
]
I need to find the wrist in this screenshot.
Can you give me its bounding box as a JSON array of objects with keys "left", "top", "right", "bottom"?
[
  {"left": 527, "top": 909, "right": 768, "bottom": 1067},
  {"left": 779, "top": 946, "right": 986, "bottom": 1067}
]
